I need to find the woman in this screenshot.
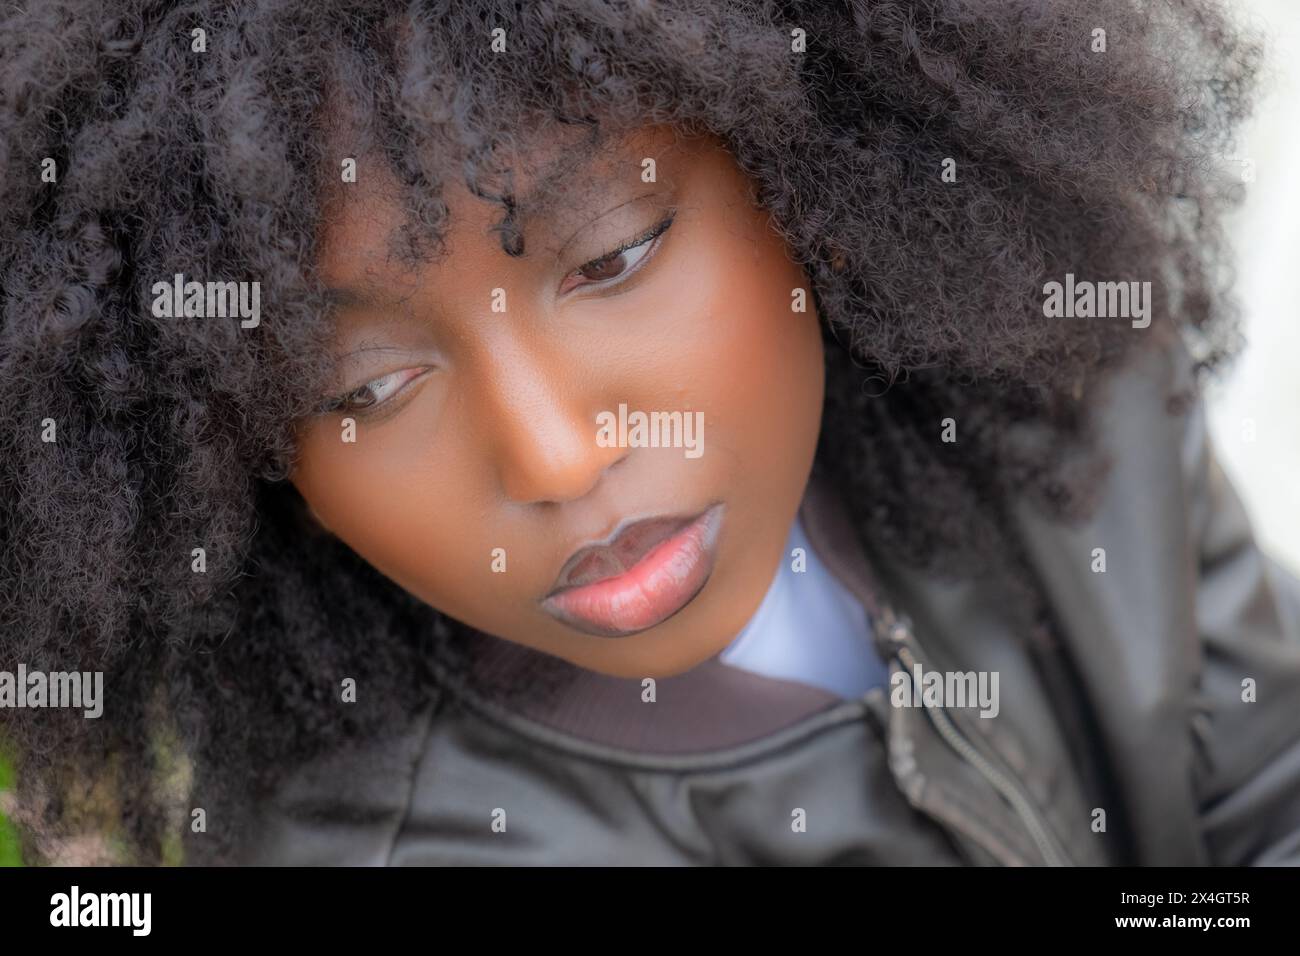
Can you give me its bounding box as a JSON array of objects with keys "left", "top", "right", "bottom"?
[{"left": 1, "top": 0, "right": 1296, "bottom": 865}]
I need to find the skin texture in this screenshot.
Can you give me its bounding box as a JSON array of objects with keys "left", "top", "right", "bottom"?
[{"left": 294, "top": 126, "right": 825, "bottom": 677}]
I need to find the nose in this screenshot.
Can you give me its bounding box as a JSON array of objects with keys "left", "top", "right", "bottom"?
[{"left": 481, "top": 346, "right": 627, "bottom": 505}]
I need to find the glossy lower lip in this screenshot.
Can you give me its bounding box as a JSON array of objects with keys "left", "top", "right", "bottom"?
[{"left": 540, "top": 504, "right": 725, "bottom": 638}]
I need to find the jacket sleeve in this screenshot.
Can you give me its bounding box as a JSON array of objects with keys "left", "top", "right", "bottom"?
[{"left": 1180, "top": 355, "right": 1300, "bottom": 864}]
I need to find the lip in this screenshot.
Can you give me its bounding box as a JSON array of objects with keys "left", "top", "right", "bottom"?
[{"left": 540, "top": 503, "right": 725, "bottom": 638}]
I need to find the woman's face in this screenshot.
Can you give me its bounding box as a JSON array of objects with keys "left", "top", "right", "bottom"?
[{"left": 292, "top": 124, "right": 825, "bottom": 678}]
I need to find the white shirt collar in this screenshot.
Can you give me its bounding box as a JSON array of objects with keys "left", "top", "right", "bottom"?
[{"left": 718, "top": 513, "right": 888, "bottom": 699}]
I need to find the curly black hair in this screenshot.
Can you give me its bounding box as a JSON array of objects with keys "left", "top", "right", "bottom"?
[{"left": 0, "top": 0, "right": 1260, "bottom": 864}]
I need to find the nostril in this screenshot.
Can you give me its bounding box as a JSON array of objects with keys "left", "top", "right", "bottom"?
[{"left": 498, "top": 439, "right": 616, "bottom": 506}]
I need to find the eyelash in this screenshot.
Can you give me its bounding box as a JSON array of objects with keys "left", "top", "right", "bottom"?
[
  {"left": 562, "top": 208, "right": 676, "bottom": 295},
  {"left": 323, "top": 209, "right": 677, "bottom": 418},
  {"left": 319, "top": 366, "right": 430, "bottom": 417}
]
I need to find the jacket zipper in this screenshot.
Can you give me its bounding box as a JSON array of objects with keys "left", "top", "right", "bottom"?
[{"left": 883, "top": 613, "right": 1073, "bottom": 867}]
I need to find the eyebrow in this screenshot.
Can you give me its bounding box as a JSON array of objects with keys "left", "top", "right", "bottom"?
[
  {"left": 323, "top": 285, "right": 405, "bottom": 312},
  {"left": 322, "top": 287, "right": 431, "bottom": 356},
  {"left": 518, "top": 161, "right": 623, "bottom": 220},
  {"left": 513, "top": 160, "right": 668, "bottom": 254},
  {"left": 323, "top": 160, "right": 668, "bottom": 307}
]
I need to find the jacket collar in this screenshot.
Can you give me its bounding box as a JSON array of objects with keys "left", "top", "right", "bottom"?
[{"left": 440, "top": 470, "right": 900, "bottom": 754}]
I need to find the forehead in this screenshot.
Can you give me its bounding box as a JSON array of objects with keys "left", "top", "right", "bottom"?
[{"left": 315, "top": 123, "right": 701, "bottom": 285}]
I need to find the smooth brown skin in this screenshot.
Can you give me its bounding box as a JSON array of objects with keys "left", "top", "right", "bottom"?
[{"left": 291, "top": 124, "right": 826, "bottom": 679}]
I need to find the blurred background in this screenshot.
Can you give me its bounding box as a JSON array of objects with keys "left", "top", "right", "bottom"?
[{"left": 1206, "top": 0, "right": 1300, "bottom": 577}]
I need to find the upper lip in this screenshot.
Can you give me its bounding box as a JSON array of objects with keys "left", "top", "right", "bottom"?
[{"left": 545, "top": 509, "right": 707, "bottom": 597}]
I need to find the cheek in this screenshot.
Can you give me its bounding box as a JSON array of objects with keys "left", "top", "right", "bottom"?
[
  {"left": 289, "top": 425, "right": 498, "bottom": 616},
  {"left": 650, "top": 224, "right": 825, "bottom": 483}
]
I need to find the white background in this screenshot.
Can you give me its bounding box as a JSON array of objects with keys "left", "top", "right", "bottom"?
[{"left": 1206, "top": 0, "right": 1300, "bottom": 576}]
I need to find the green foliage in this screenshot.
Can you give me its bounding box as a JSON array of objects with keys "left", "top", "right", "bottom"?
[{"left": 0, "top": 753, "right": 22, "bottom": 866}]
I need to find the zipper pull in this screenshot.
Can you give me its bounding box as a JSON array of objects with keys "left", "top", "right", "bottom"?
[
  {"left": 867, "top": 609, "right": 914, "bottom": 678},
  {"left": 885, "top": 611, "right": 913, "bottom": 647}
]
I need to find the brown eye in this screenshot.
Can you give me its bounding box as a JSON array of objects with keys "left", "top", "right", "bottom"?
[
  {"left": 325, "top": 367, "right": 429, "bottom": 415},
  {"left": 341, "top": 382, "right": 380, "bottom": 410},
  {"left": 561, "top": 210, "right": 675, "bottom": 295},
  {"left": 579, "top": 253, "right": 629, "bottom": 282}
]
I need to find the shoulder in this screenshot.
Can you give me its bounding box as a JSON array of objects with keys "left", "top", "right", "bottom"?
[
  {"left": 1013, "top": 333, "right": 1300, "bottom": 862},
  {"left": 230, "top": 662, "right": 897, "bottom": 864},
  {"left": 231, "top": 699, "right": 439, "bottom": 866}
]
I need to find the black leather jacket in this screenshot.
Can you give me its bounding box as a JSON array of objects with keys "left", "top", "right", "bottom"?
[{"left": 236, "top": 338, "right": 1300, "bottom": 865}]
